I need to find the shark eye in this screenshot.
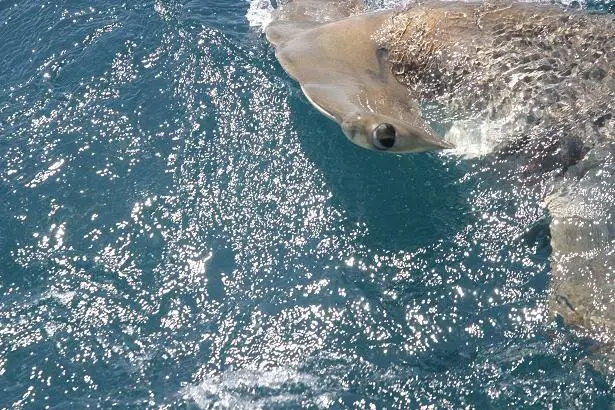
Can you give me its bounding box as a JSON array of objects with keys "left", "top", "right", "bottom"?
[{"left": 372, "top": 123, "right": 396, "bottom": 150}]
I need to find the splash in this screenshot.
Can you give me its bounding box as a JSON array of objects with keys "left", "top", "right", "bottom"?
[
  {"left": 246, "top": 0, "right": 275, "bottom": 28},
  {"left": 246, "top": 0, "right": 414, "bottom": 29}
]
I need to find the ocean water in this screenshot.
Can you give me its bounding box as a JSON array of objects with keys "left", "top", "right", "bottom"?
[{"left": 0, "top": 0, "right": 613, "bottom": 408}]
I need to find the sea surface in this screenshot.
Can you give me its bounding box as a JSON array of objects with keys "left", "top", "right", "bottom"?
[{"left": 0, "top": 0, "right": 613, "bottom": 408}]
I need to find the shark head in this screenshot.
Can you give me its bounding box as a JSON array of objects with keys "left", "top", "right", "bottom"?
[{"left": 341, "top": 112, "right": 455, "bottom": 153}]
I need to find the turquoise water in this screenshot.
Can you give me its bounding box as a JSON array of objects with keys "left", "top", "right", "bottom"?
[{"left": 0, "top": 0, "right": 612, "bottom": 408}]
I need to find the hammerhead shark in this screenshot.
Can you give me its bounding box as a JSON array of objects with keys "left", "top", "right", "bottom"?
[{"left": 266, "top": 0, "right": 615, "bottom": 155}]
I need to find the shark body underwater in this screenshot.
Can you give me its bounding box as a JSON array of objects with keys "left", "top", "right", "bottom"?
[{"left": 266, "top": 0, "right": 615, "bottom": 372}]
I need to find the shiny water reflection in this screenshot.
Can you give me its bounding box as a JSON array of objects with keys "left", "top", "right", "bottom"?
[{"left": 0, "top": 0, "right": 613, "bottom": 408}]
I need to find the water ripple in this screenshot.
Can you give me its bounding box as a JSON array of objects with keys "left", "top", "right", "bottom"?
[{"left": 0, "top": 0, "right": 613, "bottom": 408}]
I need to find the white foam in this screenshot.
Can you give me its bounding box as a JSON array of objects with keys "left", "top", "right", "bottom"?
[
  {"left": 183, "top": 366, "right": 321, "bottom": 409},
  {"left": 51, "top": 290, "right": 76, "bottom": 305},
  {"left": 366, "top": 0, "right": 411, "bottom": 10},
  {"left": 245, "top": 0, "right": 412, "bottom": 30},
  {"left": 444, "top": 119, "right": 502, "bottom": 158},
  {"left": 246, "top": 0, "right": 275, "bottom": 29}
]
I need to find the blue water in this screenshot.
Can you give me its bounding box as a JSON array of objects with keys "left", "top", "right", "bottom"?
[{"left": 0, "top": 0, "right": 612, "bottom": 408}]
